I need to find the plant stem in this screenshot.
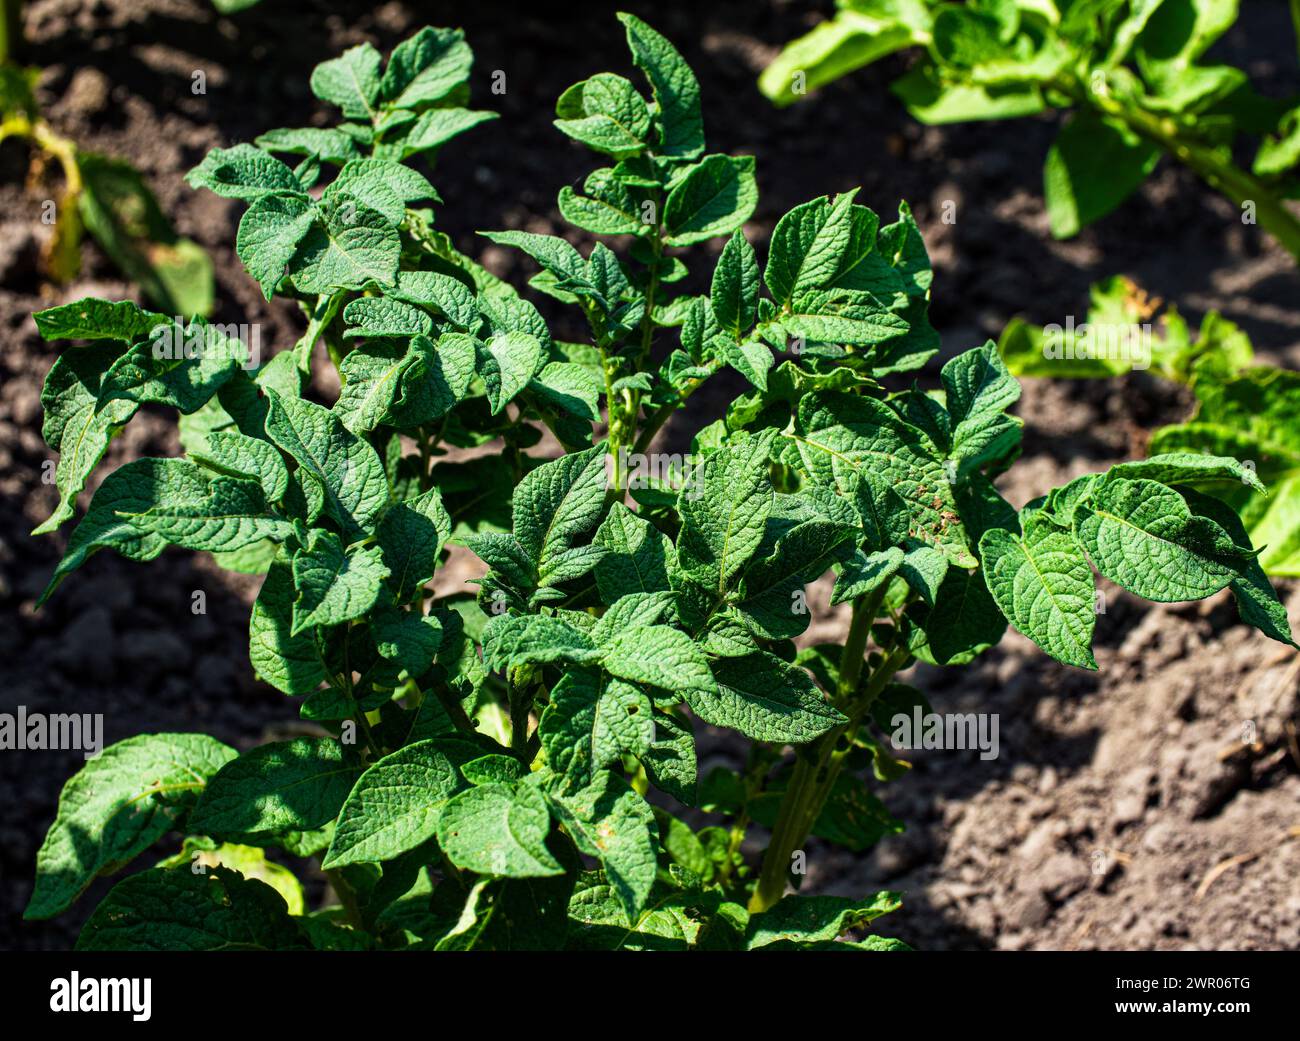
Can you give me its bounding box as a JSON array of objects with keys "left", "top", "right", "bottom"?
[
  {"left": 1, "top": 0, "right": 24, "bottom": 66},
  {"left": 748, "top": 596, "right": 905, "bottom": 915},
  {"left": 1060, "top": 78, "right": 1300, "bottom": 260},
  {"left": 631, "top": 359, "right": 721, "bottom": 456},
  {"left": 324, "top": 868, "right": 364, "bottom": 929}
]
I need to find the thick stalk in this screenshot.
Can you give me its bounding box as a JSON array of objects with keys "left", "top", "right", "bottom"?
[{"left": 748, "top": 592, "right": 896, "bottom": 913}]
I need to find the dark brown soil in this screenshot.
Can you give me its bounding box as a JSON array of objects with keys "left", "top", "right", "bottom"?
[{"left": 1, "top": 0, "right": 1297, "bottom": 950}]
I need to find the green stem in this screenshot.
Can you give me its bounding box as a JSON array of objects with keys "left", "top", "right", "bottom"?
[
  {"left": 599, "top": 345, "right": 626, "bottom": 495},
  {"left": 324, "top": 868, "right": 364, "bottom": 929},
  {"left": 1291, "top": 0, "right": 1300, "bottom": 65},
  {"left": 1060, "top": 78, "right": 1300, "bottom": 260},
  {"left": 748, "top": 599, "right": 906, "bottom": 915},
  {"left": 294, "top": 291, "right": 345, "bottom": 373},
  {"left": 631, "top": 360, "right": 721, "bottom": 456},
  {"left": 0, "top": 0, "right": 24, "bottom": 65}
]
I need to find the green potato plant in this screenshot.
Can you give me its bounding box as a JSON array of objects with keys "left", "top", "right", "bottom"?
[
  {"left": 1001, "top": 275, "right": 1300, "bottom": 577},
  {"left": 762, "top": 0, "right": 1300, "bottom": 257},
  {"left": 0, "top": 63, "right": 213, "bottom": 315},
  {"left": 26, "top": 14, "right": 1293, "bottom": 952}
]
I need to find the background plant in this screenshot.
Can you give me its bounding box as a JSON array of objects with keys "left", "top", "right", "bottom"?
[
  {"left": 0, "top": 3, "right": 213, "bottom": 314},
  {"left": 1002, "top": 275, "right": 1300, "bottom": 576},
  {"left": 25, "top": 14, "right": 1292, "bottom": 951},
  {"left": 761, "top": 0, "right": 1300, "bottom": 258}
]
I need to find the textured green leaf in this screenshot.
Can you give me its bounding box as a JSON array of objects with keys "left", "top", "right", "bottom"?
[
  {"left": 513, "top": 444, "right": 609, "bottom": 585},
  {"left": 981, "top": 520, "right": 1098, "bottom": 669},
  {"left": 546, "top": 771, "right": 657, "bottom": 921},
  {"left": 764, "top": 193, "right": 856, "bottom": 307},
  {"left": 735, "top": 517, "right": 857, "bottom": 638},
  {"left": 37, "top": 458, "right": 210, "bottom": 605},
  {"left": 438, "top": 783, "right": 563, "bottom": 878},
  {"left": 593, "top": 502, "right": 673, "bottom": 601},
  {"left": 677, "top": 430, "right": 775, "bottom": 593},
  {"left": 381, "top": 25, "right": 472, "bottom": 107},
  {"left": 377, "top": 486, "right": 451, "bottom": 603},
  {"left": 342, "top": 297, "right": 434, "bottom": 339},
  {"left": 255, "top": 127, "right": 361, "bottom": 164},
  {"left": 461, "top": 755, "right": 527, "bottom": 786},
  {"left": 398, "top": 108, "right": 498, "bottom": 158},
  {"left": 334, "top": 341, "right": 424, "bottom": 434},
  {"left": 34, "top": 344, "right": 138, "bottom": 534},
  {"left": 370, "top": 605, "right": 442, "bottom": 674},
  {"left": 555, "top": 72, "right": 651, "bottom": 158},
  {"left": 33, "top": 297, "right": 167, "bottom": 343},
  {"left": 618, "top": 12, "right": 705, "bottom": 159},
  {"left": 186, "top": 144, "right": 305, "bottom": 201},
  {"left": 192, "top": 430, "right": 289, "bottom": 501},
  {"left": 236, "top": 192, "right": 316, "bottom": 299},
  {"left": 832, "top": 546, "right": 905, "bottom": 605},
  {"left": 322, "top": 740, "right": 462, "bottom": 868},
  {"left": 331, "top": 159, "right": 439, "bottom": 224},
  {"left": 291, "top": 528, "right": 389, "bottom": 634},
  {"left": 914, "top": 565, "right": 1005, "bottom": 665},
  {"left": 746, "top": 891, "right": 902, "bottom": 949},
  {"left": 388, "top": 333, "right": 478, "bottom": 426},
  {"left": 26, "top": 734, "right": 236, "bottom": 920},
  {"left": 941, "top": 340, "right": 1020, "bottom": 429},
  {"left": 591, "top": 590, "right": 676, "bottom": 642},
  {"left": 602, "top": 624, "right": 715, "bottom": 701},
  {"left": 481, "top": 330, "right": 545, "bottom": 415},
  {"left": 390, "top": 271, "right": 479, "bottom": 329},
  {"left": 1178, "top": 488, "right": 1295, "bottom": 647},
  {"left": 1074, "top": 477, "right": 1250, "bottom": 601},
  {"left": 558, "top": 168, "right": 645, "bottom": 235},
  {"left": 264, "top": 390, "right": 388, "bottom": 539},
  {"left": 530, "top": 361, "right": 601, "bottom": 421},
  {"left": 1108, "top": 452, "right": 1267, "bottom": 494},
  {"left": 642, "top": 710, "right": 697, "bottom": 805},
  {"left": 95, "top": 324, "right": 245, "bottom": 414},
  {"left": 792, "top": 392, "right": 974, "bottom": 565},
  {"left": 190, "top": 737, "right": 361, "bottom": 837},
  {"left": 691, "top": 652, "right": 844, "bottom": 742},
  {"left": 249, "top": 558, "right": 331, "bottom": 694},
  {"left": 481, "top": 613, "right": 601, "bottom": 671},
  {"left": 123, "top": 477, "right": 291, "bottom": 553},
  {"left": 711, "top": 229, "right": 760, "bottom": 338},
  {"left": 663, "top": 155, "right": 757, "bottom": 246},
  {"left": 290, "top": 199, "right": 400, "bottom": 293},
  {"left": 310, "top": 42, "right": 383, "bottom": 119},
  {"left": 76, "top": 866, "right": 307, "bottom": 951}
]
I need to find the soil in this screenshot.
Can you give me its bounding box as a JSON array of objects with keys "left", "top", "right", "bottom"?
[{"left": 1, "top": 0, "right": 1297, "bottom": 950}]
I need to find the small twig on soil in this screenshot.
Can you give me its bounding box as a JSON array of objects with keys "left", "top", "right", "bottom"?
[{"left": 1194, "top": 827, "right": 1300, "bottom": 901}]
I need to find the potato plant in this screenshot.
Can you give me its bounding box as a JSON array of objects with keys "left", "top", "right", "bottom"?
[
  {"left": 762, "top": 0, "right": 1300, "bottom": 256},
  {"left": 0, "top": 58, "right": 213, "bottom": 314},
  {"left": 25, "top": 14, "right": 1292, "bottom": 951},
  {"left": 1001, "top": 275, "right": 1300, "bottom": 578}
]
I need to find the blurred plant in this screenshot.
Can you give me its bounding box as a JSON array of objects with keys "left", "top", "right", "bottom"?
[
  {"left": 24, "top": 14, "right": 1292, "bottom": 954},
  {"left": 762, "top": 0, "right": 1300, "bottom": 258},
  {"left": 0, "top": 6, "right": 213, "bottom": 314},
  {"left": 1002, "top": 275, "right": 1300, "bottom": 576}
]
